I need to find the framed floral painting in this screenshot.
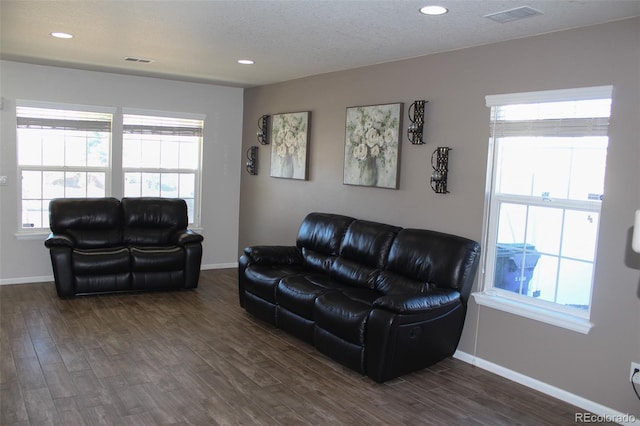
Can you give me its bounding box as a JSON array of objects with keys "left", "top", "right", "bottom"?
[
  {"left": 270, "top": 111, "right": 310, "bottom": 180},
  {"left": 343, "top": 103, "right": 403, "bottom": 189}
]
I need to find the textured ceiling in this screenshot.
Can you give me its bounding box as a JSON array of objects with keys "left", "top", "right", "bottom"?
[{"left": 1, "top": 0, "right": 639, "bottom": 88}]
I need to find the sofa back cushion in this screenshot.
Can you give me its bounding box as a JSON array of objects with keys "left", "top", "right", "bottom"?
[
  {"left": 296, "top": 212, "right": 355, "bottom": 273},
  {"left": 377, "top": 229, "right": 481, "bottom": 302},
  {"left": 49, "top": 198, "right": 123, "bottom": 249},
  {"left": 330, "top": 220, "right": 401, "bottom": 288},
  {"left": 122, "top": 197, "right": 188, "bottom": 246}
]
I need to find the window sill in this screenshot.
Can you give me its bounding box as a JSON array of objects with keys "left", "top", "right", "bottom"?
[
  {"left": 16, "top": 229, "right": 203, "bottom": 240},
  {"left": 472, "top": 291, "right": 594, "bottom": 334}
]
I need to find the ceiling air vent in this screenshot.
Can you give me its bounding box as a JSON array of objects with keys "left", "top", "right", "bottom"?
[
  {"left": 484, "top": 6, "right": 542, "bottom": 23},
  {"left": 124, "top": 56, "right": 154, "bottom": 64}
]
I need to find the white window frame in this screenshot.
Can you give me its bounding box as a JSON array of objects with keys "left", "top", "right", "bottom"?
[
  {"left": 473, "top": 86, "right": 613, "bottom": 334},
  {"left": 15, "top": 100, "right": 115, "bottom": 235},
  {"left": 122, "top": 108, "right": 204, "bottom": 227}
]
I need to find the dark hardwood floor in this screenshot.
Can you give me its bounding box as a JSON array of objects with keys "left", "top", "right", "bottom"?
[{"left": 1, "top": 269, "right": 604, "bottom": 425}]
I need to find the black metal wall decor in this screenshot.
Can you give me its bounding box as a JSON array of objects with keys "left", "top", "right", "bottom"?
[
  {"left": 430, "top": 147, "right": 451, "bottom": 193},
  {"left": 246, "top": 146, "right": 258, "bottom": 175},
  {"left": 257, "top": 115, "right": 269, "bottom": 145},
  {"left": 407, "top": 100, "right": 427, "bottom": 145}
]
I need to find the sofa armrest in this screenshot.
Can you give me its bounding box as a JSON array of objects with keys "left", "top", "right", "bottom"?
[
  {"left": 243, "top": 245, "right": 303, "bottom": 265},
  {"left": 44, "top": 233, "right": 75, "bottom": 249},
  {"left": 176, "top": 229, "right": 204, "bottom": 245},
  {"left": 373, "top": 290, "right": 461, "bottom": 314}
]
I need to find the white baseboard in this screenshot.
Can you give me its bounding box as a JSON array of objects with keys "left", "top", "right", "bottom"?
[
  {"left": 201, "top": 262, "right": 238, "bottom": 270},
  {"left": 0, "top": 263, "right": 238, "bottom": 286},
  {"left": 453, "top": 350, "right": 639, "bottom": 425},
  {"left": 0, "top": 275, "right": 53, "bottom": 285}
]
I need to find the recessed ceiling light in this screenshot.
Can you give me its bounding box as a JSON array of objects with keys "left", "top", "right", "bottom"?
[
  {"left": 419, "top": 5, "right": 448, "bottom": 16},
  {"left": 51, "top": 32, "right": 73, "bottom": 39},
  {"left": 237, "top": 59, "right": 255, "bottom": 65}
]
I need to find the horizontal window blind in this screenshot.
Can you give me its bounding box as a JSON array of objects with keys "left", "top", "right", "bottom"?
[
  {"left": 16, "top": 106, "right": 112, "bottom": 132},
  {"left": 487, "top": 86, "right": 612, "bottom": 139},
  {"left": 485, "top": 85, "right": 613, "bottom": 106},
  {"left": 123, "top": 114, "right": 203, "bottom": 137},
  {"left": 489, "top": 117, "right": 611, "bottom": 138}
]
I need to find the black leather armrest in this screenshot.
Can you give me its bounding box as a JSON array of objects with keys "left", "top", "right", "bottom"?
[
  {"left": 176, "top": 229, "right": 204, "bottom": 245},
  {"left": 373, "top": 290, "right": 461, "bottom": 314},
  {"left": 243, "top": 246, "right": 303, "bottom": 265},
  {"left": 44, "top": 233, "right": 75, "bottom": 248}
]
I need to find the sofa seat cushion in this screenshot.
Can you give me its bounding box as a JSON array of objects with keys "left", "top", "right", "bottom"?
[
  {"left": 72, "top": 247, "right": 130, "bottom": 275},
  {"left": 130, "top": 246, "right": 184, "bottom": 272},
  {"left": 276, "top": 274, "right": 345, "bottom": 319},
  {"left": 243, "top": 264, "right": 307, "bottom": 302},
  {"left": 314, "top": 291, "right": 375, "bottom": 346},
  {"left": 339, "top": 287, "right": 382, "bottom": 305}
]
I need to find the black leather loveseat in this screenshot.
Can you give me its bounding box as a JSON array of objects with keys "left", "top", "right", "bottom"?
[
  {"left": 45, "top": 197, "right": 203, "bottom": 297},
  {"left": 239, "top": 212, "right": 481, "bottom": 382}
]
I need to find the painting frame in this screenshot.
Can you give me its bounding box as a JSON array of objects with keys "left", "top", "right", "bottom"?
[
  {"left": 269, "top": 111, "right": 310, "bottom": 180},
  {"left": 343, "top": 102, "right": 403, "bottom": 189}
]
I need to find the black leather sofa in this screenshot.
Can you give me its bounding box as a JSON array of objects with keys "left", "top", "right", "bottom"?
[
  {"left": 238, "top": 212, "right": 481, "bottom": 382},
  {"left": 45, "top": 197, "right": 204, "bottom": 297}
]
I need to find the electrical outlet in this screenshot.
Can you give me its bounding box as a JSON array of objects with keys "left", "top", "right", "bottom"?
[
  {"left": 630, "top": 362, "right": 640, "bottom": 384},
  {"left": 0, "top": 176, "right": 7, "bottom": 186}
]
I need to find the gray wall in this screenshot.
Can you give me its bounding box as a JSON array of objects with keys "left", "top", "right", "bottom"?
[
  {"left": 240, "top": 18, "right": 640, "bottom": 416},
  {"left": 0, "top": 61, "right": 244, "bottom": 281}
]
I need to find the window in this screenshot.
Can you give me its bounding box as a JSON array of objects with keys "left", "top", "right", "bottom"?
[
  {"left": 476, "top": 86, "right": 612, "bottom": 332},
  {"left": 122, "top": 111, "right": 204, "bottom": 225},
  {"left": 16, "top": 103, "right": 205, "bottom": 233},
  {"left": 16, "top": 102, "right": 113, "bottom": 230}
]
